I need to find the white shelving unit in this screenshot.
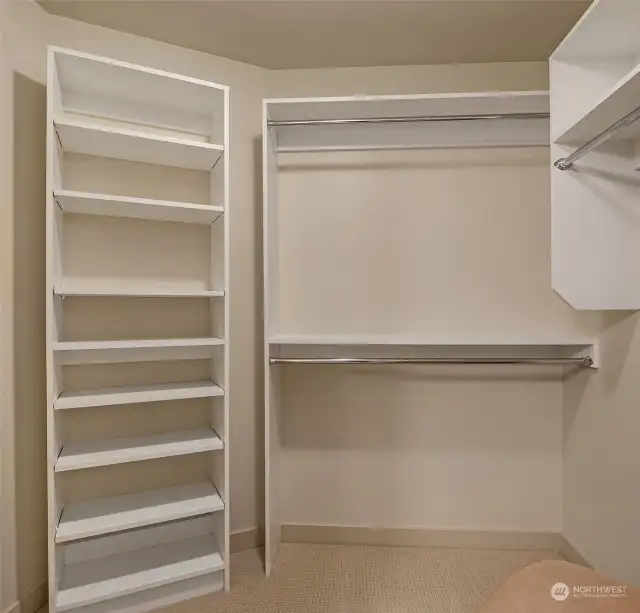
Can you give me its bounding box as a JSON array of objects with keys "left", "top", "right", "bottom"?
[
  {"left": 262, "top": 92, "right": 598, "bottom": 576},
  {"left": 46, "top": 47, "right": 230, "bottom": 612},
  {"left": 550, "top": 0, "right": 640, "bottom": 309}
]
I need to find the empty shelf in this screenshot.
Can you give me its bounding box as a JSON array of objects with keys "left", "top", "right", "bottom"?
[
  {"left": 55, "top": 429, "right": 223, "bottom": 472},
  {"left": 268, "top": 335, "right": 598, "bottom": 367},
  {"left": 55, "top": 190, "right": 224, "bottom": 225},
  {"left": 54, "top": 280, "right": 224, "bottom": 298},
  {"left": 56, "top": 534, "right": 224, "bottom": 611},
  {"left": 555, "top": 63, "right": 640, "bottom": 144},
  {"left": 54, "top": 117, "right": 223, "bottom": 170},
  {"left": 53, "top": 338, "right": 224, "bottom": 365},
  {"left": 56, "top": 482, "right": 224, "bottom": 543},
  {"left": 55, "top": 381, "right": 224, "bottom": 410},
  {"left": 269, "top": 334, "right": 596, "bottom": 348}
]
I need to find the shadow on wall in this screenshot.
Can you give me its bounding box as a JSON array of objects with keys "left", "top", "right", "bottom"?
[
  {"left": 13, "top": 72, "right": 48, "bottom": 611},
  {"left": 563, "top": 310, "right": 637, "bottom": 445}
]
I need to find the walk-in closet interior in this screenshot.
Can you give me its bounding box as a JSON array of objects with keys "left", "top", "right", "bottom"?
[
  {"left": 263, "top": 0, "right": 639, "bottom": 581},
  {"left": 2, "top": 1, "right": 640, "bottom": 613}
]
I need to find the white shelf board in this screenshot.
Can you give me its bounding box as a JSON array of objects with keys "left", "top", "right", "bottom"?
[
  {"left": 267, "top": 91, "right": 550, "bottom": 152},
  {"left": 53, "top": 338, "right": 224, "bottom": 365},
  {"left": 55, "top": 429, "right": 223, "bottom": 472},
  {"left": 56, "top": 534, "right": 224, "bottom": 611},
  {"left": 269, "top": 334, "right": 598, "bottom": 366},
  {"left": 58, "top": 573, "right": 223, "bottom": 613},
  {"left": 555, "top": 62, "right": 640, "bottom": 144},
  {"left": 266, "top": 91, "right": 550, "bottom": 123},
  {"left": 269, "top": 334, "right": 595, "bottom": 348},
  {"left": 55, "top": 381, "right": 224, "bottom": 410},
  {"left": 53, "top": 47, "right": 226, "bottom": 137},
  {"left": 56, "top": 482, "right": 224, "bottom": 543},
  {"left": 54, "top": 117, "right": 223, "bottom": 170},
  {"left": 54, "top": 280, "right": 224, "bottom": 298},
  {"left": 55, "top": 190, "right": 223, "bottom": 225}
]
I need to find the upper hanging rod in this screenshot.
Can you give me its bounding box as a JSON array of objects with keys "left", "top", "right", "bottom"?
[
  {"left": 270, "top": 356, "right": 593, "bottom": 366},
  {"left": 554, "top": 103, "right": 640, "bottom": 170},
  {"left": 268, "top": 112, "right": 550, "bottom": 128}
]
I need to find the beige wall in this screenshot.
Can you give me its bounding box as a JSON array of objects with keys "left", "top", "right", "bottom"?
[
  {"left": 563, "top": 312, "right": 640, "bottom": 586},
  {"left": 1, "top": 3, "right": 266, "bottom": 611},
  {"left": 1, "top": 1, "right": 18, "bottom": 611}
]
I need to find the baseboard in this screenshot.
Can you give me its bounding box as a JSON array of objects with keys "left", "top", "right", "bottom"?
[
  {"left": 3, "top": 601, "right": 21, "bottom": 613},
  {"left": 21, "top": 581, "right": 47, "bottom": 613},
  {"left": 559, "top": 536, "right": 593, "bottom": 568},
  {"left": 231, "top": 527, "right": 263, "bottom": 553},
  {"left": 282, "top": 524, "right": 565, "bottom": 551}
]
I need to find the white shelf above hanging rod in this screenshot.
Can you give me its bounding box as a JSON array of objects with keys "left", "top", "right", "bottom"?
[
  {"left": 268, "top": 112, "right": 549, "bottom": 127},
  {"left": 266, "top": 91, "right": 550, "bottom": 152}
]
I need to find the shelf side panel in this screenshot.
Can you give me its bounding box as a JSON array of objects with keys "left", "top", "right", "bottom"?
[{"left": 263, "top": 104, "right": 282, "bottom": 575}]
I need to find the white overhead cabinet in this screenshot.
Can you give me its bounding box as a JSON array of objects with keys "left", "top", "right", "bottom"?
[
  {"left": 46, "top": 47, "right": 230, "bottom": 613},
  {"left": 550, "top": 0, "right": 640, "bottom": 309}
]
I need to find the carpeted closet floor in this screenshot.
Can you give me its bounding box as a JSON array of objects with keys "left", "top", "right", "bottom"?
[{"left": 159, "top": 544, "right": 564, "bottom": 613}]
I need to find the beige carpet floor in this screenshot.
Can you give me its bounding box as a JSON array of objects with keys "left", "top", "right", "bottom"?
[{"left": 160, "top": 544, "right": 564, "bottom": 613}]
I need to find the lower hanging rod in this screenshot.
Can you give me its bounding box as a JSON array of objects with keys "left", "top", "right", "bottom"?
[
  {"left": 270, "top": 356, "right": 593, "bottom": 366},
  {"left": 268, "top": 112, "right": 549, "bottom": 128}
]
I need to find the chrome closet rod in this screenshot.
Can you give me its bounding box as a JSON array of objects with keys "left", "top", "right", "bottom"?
[
  {"left": 554, "top": 103, "right": 640, "bottom": 170},
  {"left": 270, "top": 356, "right": 593, "bottom": 366},
  {"left": 268, "top": 112, "right": 550, "bottom": 127}
]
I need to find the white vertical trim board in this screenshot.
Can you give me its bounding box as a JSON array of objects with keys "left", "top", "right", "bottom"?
[{"left": 263, "top": 102, "right": 283, "bottom": 577}]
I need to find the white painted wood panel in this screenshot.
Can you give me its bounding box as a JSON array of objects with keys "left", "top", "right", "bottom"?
[
  {"left": 56, "top": 482, "right": 223, "bottom": 543},
  {"left": 54, "top": 280, "right": 224, "bottom": 298},
  {"left": 54, "top": 117, "right": 223, "bottom": 170},
  {"left": 53, "top": 46, "right": 225, "bottom": 139},
  {"left": 266, "top": 91, "right": 550, "bottom": 122},
  {"left": 55, "top": 429, "right": 223, "bottom": 472},
  {"left": 270, "top": 335, "right": 598, "bottom": 367},
  {"left": 55, "top": 190, "right": 223, "bottom": 225},
  {"left": 55, "top": 381, "right": 224, "bottom": 410},
  {"left": 58, "top": 573, "right": 223, "bottom": 613},
  {"left": 53, "top": 338, "right": 224, "bottom": 365},
  {"left": 56, "top": 535, "right": 224, "bottom": 611},
  {"left": 555, "top": 62, "right": 640, "bottom": 144},
  {"left": 263, "top": 104, "right": 282, "bottom": 576}
]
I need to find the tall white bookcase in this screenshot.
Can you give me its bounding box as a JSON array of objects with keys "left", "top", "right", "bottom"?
[{"left": 46, "top": 47, "right": 230, "bottom": 613}]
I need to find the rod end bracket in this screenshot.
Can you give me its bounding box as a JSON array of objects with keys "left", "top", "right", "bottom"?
[{"left": 554, "top": 158, "right": 573, "bottom": 171}]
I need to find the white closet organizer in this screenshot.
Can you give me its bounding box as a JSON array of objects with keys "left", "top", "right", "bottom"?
[
  {"left": 262, "top": 92, "right": 599, "bottom": 575},
  {"left": 550, "top": 0, "right": 640, "bottom": 309},
  {"left": 46, "top": 48, "right": 230, "bottom": 613}
]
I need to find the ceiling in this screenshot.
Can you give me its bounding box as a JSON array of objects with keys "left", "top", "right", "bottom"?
[{"left": 40, "top": 0, "right": 591, "bottom": 70}]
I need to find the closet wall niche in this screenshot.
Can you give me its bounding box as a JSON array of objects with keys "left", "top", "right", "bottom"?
[
  {"left": 46, "top": 48, "right": 230, "bottom": 613},
  {"left": 262, "top": 93, "right": 598, "bottom": 575}
]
